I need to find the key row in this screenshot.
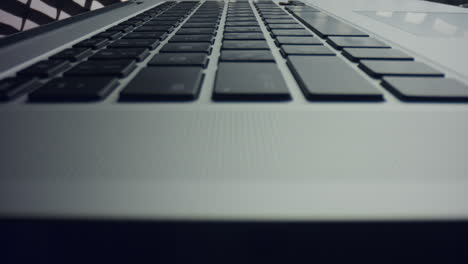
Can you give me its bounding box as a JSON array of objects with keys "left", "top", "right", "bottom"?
[
  {"left": 0, "top": 1, "right": 199, "bottom": 101},
  {"left": 119, "top": 1, "right": 224, "bottom": 101},
  {"left": 281, "top": 2, "right": 468, "bottom": 102}
]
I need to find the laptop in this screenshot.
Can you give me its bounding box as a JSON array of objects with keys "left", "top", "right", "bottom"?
[{"left": 1, "top": 0, "right": 467, "bottom": 261}]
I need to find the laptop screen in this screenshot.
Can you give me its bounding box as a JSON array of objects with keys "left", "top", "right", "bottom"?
[{"left": 0, "top": 0, "right": 129, "bottom": 39}]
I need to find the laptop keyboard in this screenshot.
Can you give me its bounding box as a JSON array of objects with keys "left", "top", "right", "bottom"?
[{"left": 1, "top": 0, "right": 468, "bottom": 103}]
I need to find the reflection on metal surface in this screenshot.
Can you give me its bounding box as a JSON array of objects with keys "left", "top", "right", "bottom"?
[
  {"left": 0, "top": 0, "right": 128, "bottom": 38},
  {"left": 357, "top": 11, "right": 468, "bottom": 38}
]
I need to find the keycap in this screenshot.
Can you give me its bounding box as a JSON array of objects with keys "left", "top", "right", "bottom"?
[
  {"left": 160, "top": 43, "right": 212, "bottom": 54},
  {"left": 225, "top": 22, "right": 259, "bottom": 27},
  {"left": 0, "top": 77, "right": 40, "bottom": 101},
  {"left": 261, "top": 15, "right": 292, "bottom": 19},
  {"left": 182, "top": 23, "right": 217, "bottom": 28},
  {"left": 74, "top": 38, "right": 109, "bottom": 49},
  {"left": 146, "top": 20, "right": 179, "bottom": 26},
  {"left": 267, "top": 23, "right": 304, "bottom": 30},
  {"left": 213, "top": 63, "right": 290, "bottom": 101},
  {"left": 224, "top": 33, "right": 265, "bottom": 40},
  {"left": 275, "top": 36, "right": 321, "bottom": 46},
  {"left": 220, "top": 51, "right": 275, "bottom": 62},
  {"left": 66, "top": 60, "right": 136, "bottom": 78},
  {"left": 144, "top": 21, "right": 178, "bottom": 26},
  {"left": 226, "top": 17, "right": 257, "bottom": 22},
  {"left": 382, "top": 77, "right": 468, "bottom": 102},
  {"left": 152, "top": 17, "right": 182, "bottom": 22},
  {"left": 291, "top": 12, "right": 368, "bottom": 38},
  {"left": 264, "top": 19, "right": 297, "bottom": 24},
  {"left": 124, "top": 32, "right": 167, "bottom": 40},
  {"left": 148, "top": 53, "right": 209, "bottom": 67},
  {"left": 224, "top": 27, "right": 262, "bottom": 33},
  {"left": 222, "top": 40, "right": 269, "bottom": 50},
  {"left": 359, "top": 60, "right": 444, "bottom": 78},
  {"left": 135, "top": 26, "right": 174, "bottom": 32},
  {"left": 120, "top": 67, "right": 203, "bottom": 101},
  {"left": 176, "top": 28, "right": 216, "bottom": 35},
  {"left": 169, "top": 35, "right": 214, "bottom": 43},
  {"left": 89, "top": 49, "right": 150, "bottom": 62},
  {"left": 280, "top": 45, "right": 334, "bottom": 57},
  {"left": 29, "top": 77, "right": 118, "bottom": 102},
  {"left": 271, "top": 29, "right": 313, "bottom": 37},
  {"left": 109, "top": 39, "right": 160, "bottom": 49},
  {"left": 18, "top": 60, "right": 70, "bottom": 78},
  {"left": 93, "top": 31, "right": 123, "bottom": 40},
  {"left": 342, "top": 48, "right": 413, "bottom": 62},
  {"left": 50, "top": 48, "right": 93, "bottom": 62},
  {"left": 287, "top": 56, "right": 383, "bottom": 101},
  {"left": 106, "top": 25, "right": 134, "bottom": 33},
  {"left": 327, "top": 37, "right": 390, "bottom": 50}
]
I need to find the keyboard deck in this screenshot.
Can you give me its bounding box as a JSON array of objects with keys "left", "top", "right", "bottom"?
[{"left": 1, "top": 0, "right": 468, "bottom": 104}]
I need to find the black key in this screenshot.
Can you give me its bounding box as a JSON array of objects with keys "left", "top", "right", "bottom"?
[
  {"left": 74, "top": 38, "right": 109, "bottom": 49},
  {"left": 225, "top": 22, "right": 259, "bottom": 27},
  {"left": 120, "top": 67, "right": 204, "bottom": 101},
  {"left": 135, "top": 26, "right": 174, "bottom": 32},
  {"left": 224, "top": 33, "right": 265, "bottom": 40},
  {"left": 18, "top": 60, "right": 70, "bottom": 78},
  {"left": 106, "top": 25, "right": 134, "bottom": 33},
  {"left": 261, "top": 14, "right": 291, "bottom": 18},
  {"left": 287, "top": 56, "right": 383, "bottom": 101},
  {"left": 224, "top": 27, "right": 262, "bottom": 33},
  {"left": 226, "top": 14, "right": 254, "bottom": 17},
  {"left": 327, "top": 37, "right": 390, "bottom": 50},
  {"left": 146, "top": 20, "right": 179, "bottom": 26},
  {"left": 226, "top": 17, "right": 257, "bottom": 22},
  {"left": 148, "top": 53, "right": 209, "bottom": 67},
  {"left": 342, "top": 48, "right": 413, "bottom": 62},
  {"left": 90, "top": 49, "right": 150, "bottom": 62},
  {"left": 50, "top": 48, "right": 93, "bottom": 62},
  {"left": 66, "top": 60, "right": 136, "bottom": 78},
  {"left": 264, "top": 19, "right": 297, "bottom": 24},
  {"left": 275, "top": 36, "right": 321, "bottom": 46},
  {"left": 222, "top": 40, "right": 269, "bottom": 50},
  {"left": 29, "top": 77, "right": 118, "bottom": 102},
  {"left": 124, "top": 32, "right": 167, "bottom": 40},
  {"left": 187, "top": 18, "right": 219, "bottom": 23},
  {"left": 191, "top": 15, "right": 221, "bottom": 19},
  {"left": 0, "top": 77, "right": 40, "bottom": 101},
  {"left": 220, "top": 50, "right": 275, "bottom": 62},
  {"left": 144, "top": 21, "right": 178, "bottom": 26},
  {"left": 382, "top": 77, "right": 468, "bottom": 102},
  {"left": 176, "top": 28, "right": 216, "bottom": 35},
  {"left": 160, "top": 43, "right": 212, "bottom": 54},
  {"left": 291, "top": 11, "right": 368, "bottom": 38},
  {"left": 109, "top": 39, "right": 160, "bottom": 49},
  {"left": 280, "top": 45, "right": 334, "bottom": 57},
  {"left": 152, "top": 17, "right": 182, "bottom": 22},
  {"left": 262, "top": 15, "right": 293, "bottom": 19},
  {"left": 267, "top": 23, "right": 304, "bottom": 30},
  {"left": 182, "top": 23, "right": 217, "bottom": 28},
  {"left": 359, "top": 60, "right": 444, "bottom": 78},
  {"left": 169, "top": 35, "right": 214, "bottom": 43},
  {"left": 213, "top": 63, "right": 290, "bottom": 101},
  {"left": 93, "top": 31, "right": 123, "bottom": 40},
  {"left": 271, "top": 29, "right": 313, "bottom": 36}
]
